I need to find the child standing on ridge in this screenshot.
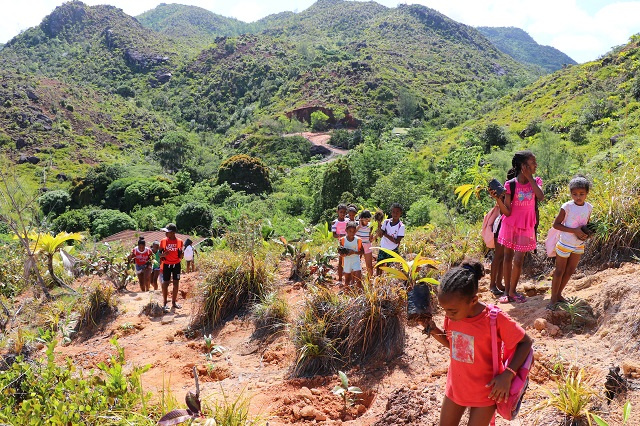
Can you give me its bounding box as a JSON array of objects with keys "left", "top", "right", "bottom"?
[
  {"left": 184, "top": 238, "right": 197, "bottom": 273},
  {"left": 332, "top": 204, "right": 348, "bottom": 283},
  {"left": 357, "top": 210, "right": 374, "bottom": 277},
  {"left": 548, "top": 176, "right": 592, "bottom": 310},
  {"left": 490, "top": 150, "right": 544, "bottom": 304},
  {"left": 376, "top": 203, "right": 405, "bottom": 275},
  {"left": 339, "top": 221, "right": 364, "bottom": 287},
  {"left": 159, "top": 223, "right": 184, "bottom": 313},
  {"left": 128, "top": 237, "right": 153, "bottom": 292},
  {"left": 424, "top": 262, "right": 533, "bottom": 426},
  {"left": 151, "top": 240, "right": 161, "bottom": 291}
]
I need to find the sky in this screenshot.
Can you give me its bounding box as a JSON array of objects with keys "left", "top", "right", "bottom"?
[{"left": 2, "top": 0, "right": 640, "bottom": 63}]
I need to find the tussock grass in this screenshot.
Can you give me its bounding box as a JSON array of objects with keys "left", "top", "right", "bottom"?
[
  {"left": 291, "top": 279, "right": 407, "bottom": 377},
  {"left": 251, "top": 291, "right": 289, "bottom": 338},
  {"left": 77, "top": 283, "right": 116, "bottom": 330},
  {"left": 191, "top": 250, "right": 273, "bottom": 330},
  {"left": 346, "top": 276, "right": 406, "bottom": 363}
]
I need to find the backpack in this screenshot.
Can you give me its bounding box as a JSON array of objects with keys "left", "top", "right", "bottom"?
[
  {"left": 509, "top": 179, "right": 540, "bottom": 252},
  {"left": 489, "top": 305, "right": 534, "bottom": 423},
  {"left": 545, "top": 228, "right": 561, "bottom": 257},
  {"left": 481, "top": 206, "right": 501, "bottom": 249}
]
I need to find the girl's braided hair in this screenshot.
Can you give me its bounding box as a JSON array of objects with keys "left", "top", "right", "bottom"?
[
  {"left": 438, "top": 261, "right": 484, "bottom": 300},
  {"left": 507, "top": 150, "right": 534, "bottom": 180}
]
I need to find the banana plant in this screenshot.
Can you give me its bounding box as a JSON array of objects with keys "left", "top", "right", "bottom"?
[
  {"left": 375, "top": 248, "right": 439, "bottom": 288},
  {"left": 23, "top": 231, "right": 83, "bottom": 291}
]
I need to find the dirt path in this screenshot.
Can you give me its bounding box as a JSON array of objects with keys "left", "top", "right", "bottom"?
[
  {"left": 52, "top": 261, "right": 640, "bottom": 424},
  {"left": 288, "top": 132, "right": 349, "bottom": 164}
]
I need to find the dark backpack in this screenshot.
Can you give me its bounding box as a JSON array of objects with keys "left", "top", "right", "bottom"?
[{"left": 509, "top": 179, "right": 540, "bottom": 251}]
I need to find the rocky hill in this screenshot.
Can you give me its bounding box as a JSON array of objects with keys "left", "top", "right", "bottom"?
[{"left": 477, "top": 26, "right": 577, "bottom": 72}]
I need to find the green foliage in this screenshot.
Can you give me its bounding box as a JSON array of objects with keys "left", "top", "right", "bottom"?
[
  {"left": 371, "top": 160, "right": 430, "bottom": 214},
  {"left": 0, "top": 339, "right": 152, "bottom": 425},
  {"left": 175, "top": 202, "right": 213, "bottom": 235},
  {"left": 70, "top": 164, "right": 124, "bottom": 208},
  {"left": 154, "top": 131, "right": 195, "bottom": 172},
  {"left": 217, "top": 154, "right": 272, "bottom": 194},
  {"left": 53, "top": 209, "right": 91, "bottom": 233},
  {"left": 406, "top": 195, "right": 434, "bottom": 226},
  {"left": 89, "top": 209, "right": 137, "bottom": 239},
  {"left": 252, "top": 291, "right": 289, "bottom": 338},
  {"left": 540, "top": 368, "right": 596, "bottom": 424},
  {"left": 591, "top": 401, "right": 632, "bottom": 426},
  {"left": 316, "top": 158, "right": 353, "bottom": 218},
  {"left": 311, "top": 110, "right": 330, "bottom": 131},
  {"left": 332, "top": 371, "right": 363, "bottom": 409},
  {"left": 38, "top": 189, "right": 71, "bottom": 217},
  {"left": 481, "top": 123, "right": 510, "bottom": 152}
]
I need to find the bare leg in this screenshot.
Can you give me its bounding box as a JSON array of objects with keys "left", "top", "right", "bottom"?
[
  {"left": 490, "top": 242, "right": 505, "bottom": 292},
  {"left": 502, "top": 247, "right": 514, "bottom": 297},
  {"left": 509, "top": 251, "right": 526, "bottom": 297},
  {"left": 559, "top": 253, "right": 581, "bottom": 299},
  {"left": 338, "top": 256, "right": 343, "bottom": 282},
  {"left": 468, "top": 405, "right": 497, "bottom": 426},
  {"left": 151, "top": 270, "right": 159, "bottom": 290},
  {"left": 162, "top": 281, "right": 169, "bottom": 306},
  {"left": 344, "top": 272, "right": 352, "bottom": 288},
  {"left": 171, "top": 280, "right": 180, "bottom": 307},
  {"left": 137, "top": 272, "right": 145, "bottom": 292},
  {"left": 143, "top": 268, "right": 151, "bottom": 291},
  {"left": 439, "top": 395, "right": 466, "bottom": 426},
  {"left": 550, "top": 255, "right": 568, "bottom": 304},
  {"left": 364, "top": 253, "right": 373, "bottom": 277}
]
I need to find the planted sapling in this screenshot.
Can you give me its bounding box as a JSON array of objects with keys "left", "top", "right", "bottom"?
[{"left": 332, "top": 371, "right": 363, "bottom": 409}]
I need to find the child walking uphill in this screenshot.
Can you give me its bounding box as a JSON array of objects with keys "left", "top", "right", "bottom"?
[
  {"left": 339, "top": 221, "right": 364, "bottom": 287},
  {"left": 357, "top": 210, "right": 374, "bottom": 276},
  {"left": 425, "top": 262, "right": 533, "bottom": 426},
  {"left": 332, "top": 204, "right": 349, "bottom": 283},
  {"left": 490, "top": 151, "right": 544, "bottom": 304},
  {"left": 376, "top": 203, "right": 405, "bottom": 275},
  {"left": 548, "top": 176, "right": 592, "bottom": 310}
]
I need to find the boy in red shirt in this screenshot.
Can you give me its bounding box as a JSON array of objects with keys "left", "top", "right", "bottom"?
[{"left": 159, "top": 223, "right": 184, "bottom": 312}]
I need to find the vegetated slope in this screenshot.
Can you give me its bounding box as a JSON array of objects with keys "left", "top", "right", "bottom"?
[
  {"left": 168, "top": 1, "right": 542, "bottom": 132},
  {"left": 477, "top": 26, "right": 577, "bottom": 72},
  {"left": 0, "top": 1, "right": 184, "bottom": 90},
  {"left": 136, "top": 3, "right": 247, "bottom": 39},
  {"left": 446, "top": 34, "right": 640, "bottom": 143}
]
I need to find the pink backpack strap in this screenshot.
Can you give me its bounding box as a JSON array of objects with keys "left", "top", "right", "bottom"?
[{"left": 488, "top": 304, "right": 501, "bottom": 426}]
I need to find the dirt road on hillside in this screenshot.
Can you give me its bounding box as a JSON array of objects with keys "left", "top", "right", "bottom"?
[{"left": 288, "top": 132, "right": 348, "bottom": 164}]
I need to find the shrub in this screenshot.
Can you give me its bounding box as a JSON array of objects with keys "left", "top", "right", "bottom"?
[
  {"left": 77, "top": 283, "right": 116, "bottom": 331},
  {"left": 89, "top": 209, "right": 137, "bottom": 239},
  {"left": 70, "top": 164, "right": 123, "bottom": 208},
  {"left": 311, "top": 110, "right": 330, "bottom": 131},
  {"left": 520, "top": 118, "right": 542, "bottom": 138},
  {"left": 53, "top": 209, "right": 91, "bottom": 233},
  {"left": 116, "top": 84, "right": 135, "bottom": 98},
  {"left": 175, "top": 203, "right": 213, "bottom": 235},
  {"left": 38, "top": 189, "right": 71, "bottom": 217},
  {"left": 317, "top": 158, "right": 353, "bottom": 215},
  {"left": 154, "top": 131, "right": 195, "bottom": 172},
  {"left": 330, "top": 129, "right": 352, "bottom": 149},
  {"left": 569, "top": 125, "right": 588, "bottom": 145},
  {"left": 252, "top": 291, "right": 289, "bottom": 338},
  {"left": 217, "top": 154, "right": 272, "bottom": 194},
  {"left": 407, "top": 196, "right": 434, "bottom": 226},
  {"left": 481, "top": 123, "right": 509, "bottom": 151},
  {"left": 191, "top": 251, "right": 272, "bottom": 330}
]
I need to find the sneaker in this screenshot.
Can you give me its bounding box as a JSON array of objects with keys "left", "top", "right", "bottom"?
[
  {"left": 172, "top": 303, "right": 182, "bottom": 309},
  {"left": 163, "top": 304, "right": 170, "bottom": 313}
]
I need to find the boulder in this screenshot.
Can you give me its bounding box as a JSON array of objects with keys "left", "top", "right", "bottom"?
[
  {"left": 56, "top": 173, "right": 69, "bottom": 181},
  {"left": 52, "top": 143, "right": 66, "bottom": 149},
  {"left": 297, "top": 386, "right": 313, "bottom": 400},
  {"left": 26, "top": 89, "right": 39, "bottom": 102},
  {"left": 533, "top": 318, "right": 548, "bottom": 331},
  {"left": 17, "top": 154, "right": 40, "bottom": 165},
  {"left": 15, "top": 137, "right": 28, "bottom": 149},
  {"left": 299, "top": 405, "right": 316, "bottom": 419}
]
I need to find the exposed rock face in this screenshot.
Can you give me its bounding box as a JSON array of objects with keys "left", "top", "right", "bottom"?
[
  {"left": 124, "top": 49, "right": 169, "bottom": 72},
  {"left": 18, "top": 154, "right": 41, "bottom": 165},
  {"left": 41, "top": 2, "right": 88, "bottom": 38}
]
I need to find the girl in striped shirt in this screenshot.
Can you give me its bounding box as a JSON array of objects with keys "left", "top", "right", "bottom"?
[{"left": 357, "top": 210, "right": 374, "bottom": 277}]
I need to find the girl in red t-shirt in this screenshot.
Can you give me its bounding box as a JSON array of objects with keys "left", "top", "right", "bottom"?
[
  {"left": 424, "top": 262, "right": 533, "bottom": 426},
  {"left": 127, "top": 237, "right": 153, "bottom": 292}
]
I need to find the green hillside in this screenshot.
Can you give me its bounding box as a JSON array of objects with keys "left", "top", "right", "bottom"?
[
  {"left": 136, "top": 3, "right": 247, "bottom": 39},
  {"left": 477, "top": 26, "right": 576, "bottom": 72}
]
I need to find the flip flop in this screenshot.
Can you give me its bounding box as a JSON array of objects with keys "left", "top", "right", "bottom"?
[
  {"left": 490, "top": 287, "right": 504, "bottom": 297},
  {"left": 498, "top": 295, "right": 513, "bottom": 304},
  {"left": 545, "top": 303, "right": 558, "bottom": 311},
  {"left": 513, "top": 293, "right": 527, "bottom": 304}
]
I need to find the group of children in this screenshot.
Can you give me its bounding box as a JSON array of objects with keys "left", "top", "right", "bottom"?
[
  {"left": 127, "top": 224, "right": 197, "bottom": 312},
  {"left": 332, "top": 202, "right": 405, "bottom": 286},
  {"left": 487, "top": 150, "right": 593, "bottom": 309}
]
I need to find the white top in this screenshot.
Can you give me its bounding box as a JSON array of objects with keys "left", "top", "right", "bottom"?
[
  {"left": 559, "top": 200, "right": 593, "bottom": 246},
  {"left": 380, "top": 219, "right": 405, "bottom": 250},
  {"left": 184, "top": 245, "right": 194, "bottom": 261},
  {"left": 341, "top": 235, "right": 361, "bottom": 261}
]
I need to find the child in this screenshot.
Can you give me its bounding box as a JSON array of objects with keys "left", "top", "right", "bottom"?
[
  {"left": 184, "top": 238, "right": 197, "bottom": 273},
  {"left": 425, "top": 262, "right": 533, "bottom": 426},
  {"left": 160, "top": 223, "right": 184, "bottom": 312},
  {"left": 548, "top": 176, "right": 592, "bottom": 309},
  {"left": 332, "top": 204, "right": 348, "bottom": 282},
  {"left": 490, "top": 151, "right": 544, "bottom": 304},
  {"left": 128, "top": 237, "right": 153, "bottom": 292},
  {"left": 376, "top": 203, "right": 405, "bottom": 276},
  {"left": 151, "top": 240, "right": 161, "bottom": 291},
  {"left": 339, "top": 221, "right": 364, "bottom": 287},
  {"left": 347, "top": 204, "right": 358, "bottom": 222},
  {"left": 357, "top": 210, "right": 374, "bottom": 277},
  {"left": 489, "top": 193, "right": 506, "bottom": 297}
]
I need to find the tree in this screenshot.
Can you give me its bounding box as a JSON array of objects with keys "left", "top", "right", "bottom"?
[
  {"left": 70, "top": 164, "right": 123, "bottom": 207},
  {"left": 28, "top": 231, "right": 83, "bottom": 291},
  {"left": 217, "top": 154, "right": 272, "bottom": 194},
  {"left": 89, "top": 210, "right": 137, "bottom": 239},
  {"left": 175, "top": 203, "right": 213, "bottom": 235},
  {"left": 154, "top": 131, "right": 195, "bottom": 172},
  {"left": 398, "top": 88, "right": 418, "bottom": 125},
  {"left": 481, "top": 123, "right": 510, "bottom": 152},
  {"left": 318, "top": 158, "right": 353, "bottom": 214},
  {"left": 311, "top": 110, "right": 330, "bottom": 132},
  {"left": 53, "top": 209, "right": 90, "bottom": 233},
  {"left": 38, "top": 190, "right": 71, "bottom": 217}
]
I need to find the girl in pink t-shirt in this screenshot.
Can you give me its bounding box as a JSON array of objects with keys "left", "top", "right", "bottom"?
[
  {"left": 490, "top": 150, "right": 544, "bottom": 304},
  {"left": 425, "top": 262, "right": 533, "bottom": 426}
]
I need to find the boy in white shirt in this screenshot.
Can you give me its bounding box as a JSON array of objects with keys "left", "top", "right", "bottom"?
[{"left": 376, "top": 203, "right": 405, "bottom": 275}]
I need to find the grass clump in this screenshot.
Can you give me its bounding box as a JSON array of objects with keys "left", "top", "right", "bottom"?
[
  {"left": 191, "top": 250, "right": 272, "bottom": 330},
  {"left": 346, "top": 276, "right": 406, "bottom": 363},
  {"left": 252, "top": 291, "right": 289, "bottom": 338},
  {"left": 77, "top": 282, "right": 116, "bottom": 330},
  {"left": 538, "top": 367, "right": 598, "bottom": 425}
]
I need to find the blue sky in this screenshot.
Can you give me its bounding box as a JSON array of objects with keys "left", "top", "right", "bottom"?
[{"left": 2, "top": 0, "right": 640, "bottom": 63}]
